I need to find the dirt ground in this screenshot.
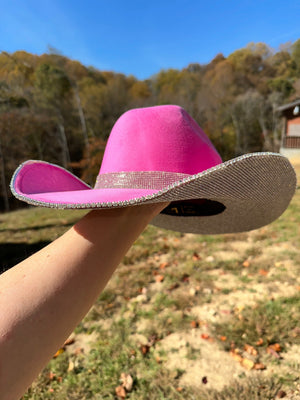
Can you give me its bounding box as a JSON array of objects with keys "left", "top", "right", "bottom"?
[
  {"left": 146, "top": 230, "right": 299, "bottom": 392},
  {"left": 69, "top": 218, "right": 300, "bottom": 398}
]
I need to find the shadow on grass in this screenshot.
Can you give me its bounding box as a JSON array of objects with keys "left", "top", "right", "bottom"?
[
  {"left": 0, "top": 241, "right": 50, "bottom": 273},
  {"left": 0, "top": 221, "right": 74, "bottom": 233}
]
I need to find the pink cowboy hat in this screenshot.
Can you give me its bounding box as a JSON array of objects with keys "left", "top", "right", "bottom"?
[{"left": 10, "top": 105, "right": 296, "bottom": 234}]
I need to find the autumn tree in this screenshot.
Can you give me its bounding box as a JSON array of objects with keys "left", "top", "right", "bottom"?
[
  {"left": 0, "top": 91, "right": 30, "bottom": 210},
  {"left": 231, "top": 90, "right": 267, "bottom": 155},
  {"left": 33, "top": 63, "right": 74, "bottom": 167},
  {"left": 1, "top": 39, "right": 300, "bottom": 211}
]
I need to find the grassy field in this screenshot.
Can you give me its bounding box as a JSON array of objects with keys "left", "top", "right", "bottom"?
[{"left": 1, "top": 166, "right": 300, "bottom": 399}]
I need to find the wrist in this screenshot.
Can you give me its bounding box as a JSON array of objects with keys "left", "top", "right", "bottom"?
[
  {"left": 74, "top": 202, "right": 169, "bottom": 243},
  {"left": 87, "top": 201, "right": 168, "bottom": 223}
]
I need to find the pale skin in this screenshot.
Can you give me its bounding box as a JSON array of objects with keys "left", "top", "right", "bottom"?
[{"left": 0, "top": 202, "right": 168, "bottom": 400}]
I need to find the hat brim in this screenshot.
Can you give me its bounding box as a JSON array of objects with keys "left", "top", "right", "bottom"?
[{"left": 10, "top": 153, "right": 296, "bottom": 234}]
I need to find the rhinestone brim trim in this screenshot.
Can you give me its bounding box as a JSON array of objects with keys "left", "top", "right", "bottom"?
[
  {"left": 10, "top": 152, "right": 296, "bottom": 212},
  {"left": 94, "top": 171, "right": 190, "bottom": 190}
]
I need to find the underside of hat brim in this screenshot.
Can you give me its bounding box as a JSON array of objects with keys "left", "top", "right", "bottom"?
[{"left": 10, "top": 154, "right": 297, "bottom": 234}]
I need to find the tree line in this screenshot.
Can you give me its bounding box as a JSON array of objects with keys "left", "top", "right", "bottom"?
[{"left": 1, "top": 40, "right": 300, "bottom": 211}]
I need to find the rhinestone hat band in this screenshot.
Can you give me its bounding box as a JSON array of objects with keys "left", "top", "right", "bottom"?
[{"left": 94, "top": 171, "right": 191, "bottom": 190}]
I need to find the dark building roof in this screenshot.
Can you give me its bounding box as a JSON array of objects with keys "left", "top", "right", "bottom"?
[{"left": 277, "top": 99, "right": 300, "bottom": 112}]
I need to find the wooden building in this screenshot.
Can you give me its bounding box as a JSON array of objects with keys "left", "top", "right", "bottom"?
[{"left": 277, "top": 99, "right": 300, "bottom": 160}]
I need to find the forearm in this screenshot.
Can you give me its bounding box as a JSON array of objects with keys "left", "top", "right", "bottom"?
[{"left": 0, "top": 203, "right": 165, "bottom": 400}]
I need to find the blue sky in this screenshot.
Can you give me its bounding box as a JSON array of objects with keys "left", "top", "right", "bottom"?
[{"left": 1, "top": 0, "right": 300, "bottom": 80}]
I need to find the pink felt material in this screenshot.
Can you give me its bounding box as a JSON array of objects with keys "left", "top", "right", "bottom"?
[
  {"left": 27, "top": 188, "right": 159, "bottom": 204},
  {"left": 13, "top": 161, "right": 90, "bottom": 195},
  {"left": 12, "top": 105, "right": 223, "bottom": 205},
  {"left": 100, "top": 105, "right": 222, "bottom": 175}
]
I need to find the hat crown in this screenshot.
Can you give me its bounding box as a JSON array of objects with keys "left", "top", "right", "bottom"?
[{"left": 99, "top": 105, "right": 222, "bottom": 175}]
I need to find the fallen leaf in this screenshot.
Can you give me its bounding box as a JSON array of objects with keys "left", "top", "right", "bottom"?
[
  {"left": 201, "top": 333, "right": 210, "bottom": 340},
  {"left": 254, "top": 362, "right": 266, "bottom": 370},
  {"left": 241, "top": 358, "right": 255, "bottom": 370},
  {"left": 53, "top": 348, "right": 64, "bottom": 358},
  {"left": 267, "top": 345, "right": 282, "bottom": 359},
  {"left": 140, "top": 344, "right": 150, "bottom": 356},
  {"left": 159, "top": 262, "right": 168, "bottom": 269},
  {"left": 155, "top": 274, "right": 164, "bottom": 282},
  {"left": 192, "top": 252, "right": 201, "bottom": 261},
  {"left": 230, "top": 348, "right": 243, "bottom": 362},
  {"left": 267, "top": 347, "right": 280, "bottom": 358},
  {"left": 232, "top": 347, "right": 242, "bottom": 354},
  {"left": 256, "top": 338, "right": 264, "bottom": 346},
  {"left": 268, "top": 343, "right": 282, "bottom": 352},
  {"left": 181, "top": 274, "right": 190, "bottom": 283},
  {"left": 48, "top": 372, "right": 62, "bottom": 382},
  {"left": 277, "top": 390, "right": 287, "bottom": 398},
  {"left": 219, "top": 336, "right": 227, "bottom": 341},
  {"left": 259, "top": 269, "right": 269, "bottom": 276},
  {"left": 120, "top": 373, "right": 133, "bottom": 392},
  {"left": 201, "top": 333, "right": 213, "bottom": 342},
  {"left": 115, "top": 385, "right": 126, "bottom": 399},
  {"left": 176, "top": 387, "right": 183, "bottom": 392},
  {"left": 68, "top": 361, "right": 75, "bottom": 372},
  {"left": 244, "top": 344, "right": 258, "bottom": 356},
  {"left": 129, "top": 349, "right": 136, "bottom": 358},
  {"left": 63, "top": 337, "right": 75, "bottom": 346},
  {"left": 190, "top": 320, "right": 199, "bottom": 329},
  {"left": 48, "top": 372, "right": 56, "bottom": 381},
  {"left": 230, "top": 352, "right": 243, "bottom": 363}
]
